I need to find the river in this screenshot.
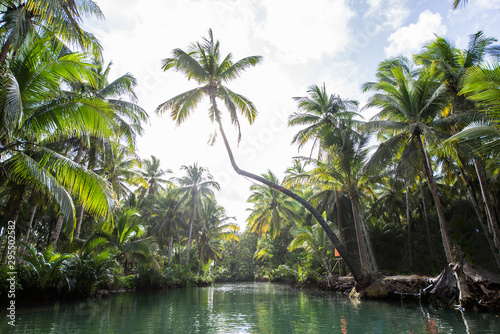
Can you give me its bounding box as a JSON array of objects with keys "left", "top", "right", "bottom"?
[{"left": 3, "top": 282, "right": 499, "bottom": 333}]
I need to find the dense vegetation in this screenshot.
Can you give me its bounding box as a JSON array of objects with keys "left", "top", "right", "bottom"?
[{"left": 0, "top": 1, "right": 499, "bottom": 303}]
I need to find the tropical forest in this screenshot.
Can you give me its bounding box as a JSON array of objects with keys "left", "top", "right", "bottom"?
[{"left": 1, "top": 0, "right": 500, "bottom": 324}]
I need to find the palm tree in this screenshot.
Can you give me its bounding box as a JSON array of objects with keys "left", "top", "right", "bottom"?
[
  {"left": 288, "top": 224, "right": 335, "bottom": 278},
  {"left": 0, "top": 0, "right": 104, "bottom": 63},
  {"left": 416, "top": 32, "right": 500, "bottom": 250},
  {"left": 363, "top": 58, "right": 454, "bottom": 262},
  {"left": 176, "top": 163, "right": 219, "bottom": 264},
  {"left": 452, "top": 0, "right": 469, "bottom": 9},
  {"left": 138, "top": 155, "right": 171, "bottom": 197},
  {"left": 85, "top": 208, "right": 152, "bottom": 275},
  {"left": 306, "top": 125, "right": 377, "bottom": 271},
  {"left": 197, "top": 198, "right": 239, "bottom": 274},
  {"left": 0, "top": 37, "right": 114, "bottom": 240},
  {"left": 156, "top": 29, "right": 369, "bottom": 286},
  {"left": 149, "top": 187, "right": 187, "bottom": 265},
  {"left": 288, "top": 83, "right": 360, "bottom": 152},
  {"left": 247, "top": 170, "right": 300, "bottom": 268}
]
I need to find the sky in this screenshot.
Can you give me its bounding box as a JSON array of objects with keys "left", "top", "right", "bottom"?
[{"left": 85, "top": 0, "right": 500, "bottom": 229}]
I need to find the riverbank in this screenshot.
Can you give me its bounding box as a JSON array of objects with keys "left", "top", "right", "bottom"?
[{"left": 289, "top": 267, "right": 500, "bottom": 314}]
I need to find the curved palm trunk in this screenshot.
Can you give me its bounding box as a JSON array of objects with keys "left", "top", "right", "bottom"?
[
  {"left": 212, "top": 104, "right": 368, "bottom": 285},
  {"left": 417, "top": 137, "right": 453, "bottom": 263}
]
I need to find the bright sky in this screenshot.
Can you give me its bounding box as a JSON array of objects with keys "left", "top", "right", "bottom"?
[{"left": 85, "top": 0, "right": 500, "bottom": 229}]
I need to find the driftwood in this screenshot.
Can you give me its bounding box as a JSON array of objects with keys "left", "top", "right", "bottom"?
[{"left": 421, "top": 246, "right": 500, "bottom": 312}]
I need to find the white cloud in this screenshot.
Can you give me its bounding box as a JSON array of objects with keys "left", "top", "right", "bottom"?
[
  {"left": 254, "top": 0, "right": 355, "bottom": 63},
  {"left": 364, "top": 0, "right": 410, "bottom": 31},
  {"left": 385, "top": 10, "right": 447, "bottom": 58}
]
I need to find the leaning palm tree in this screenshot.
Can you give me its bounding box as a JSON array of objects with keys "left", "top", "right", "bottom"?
[{"left": 156, "top": 29, "right": 369, "bottom": 286}]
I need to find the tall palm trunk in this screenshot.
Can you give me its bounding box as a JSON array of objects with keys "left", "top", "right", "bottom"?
[
  {"left": 474, "top": 160, "right": 500, "bottom": 248},
  {"left": 2, "top": 186, "right": 25, "bottom": 263},
  {"left": 178, "top": 234, "right": 183, "bottom": 265},
  {"left": 212, "top": 100, "right": 368, "bottom": 285},
  {"left": 349, "top": 192, "right": 369, "bottom": 269},
  {"left": 187, "top": 217, "right": 194, "bottom": 263},
  {"left": 406, "top": 183, "right": 413, "bottom": 270},
  {"left": 358, "top": 200, "right": 377, "bottom": 272},
  {"left": 335, "top": 190, "right": 345, "bottom": 244},
  {"left": 74, "top": 206, "right": 84, "bottom": 239},
  {"left": 19, "top": 204, "right": 37, "bottom": 254},
  {"left": 419, "top": 177, "right": 433, "bottom": 257},
  {"left": 167, "top": 235, "right": 174, "bottom": 266},
  {"left": 50, "top": 215, "right": 64, "bottom": 248},
  {"left": 417, "top": 137, "right": 453, "bottom": 263},
  {"left": 73, "top": 142, "right": 85, "bottom": 240},
  {"left": 335, "top": 190, "right": 348, "bottom": 275},
  {"left": 197, "top": 242, "right": 205, "bottom": 274},
  {"left": 460, "top": 167, "right": 500, "bottom": 270}
]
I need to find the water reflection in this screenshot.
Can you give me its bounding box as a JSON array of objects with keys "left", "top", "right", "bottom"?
[{"left": 2, "top": 282, "right": 500, "bottom": 333}]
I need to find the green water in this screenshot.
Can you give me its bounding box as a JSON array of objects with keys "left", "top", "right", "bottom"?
[{"left": 2, "top": 282, "right": 499, "bottom": 333}]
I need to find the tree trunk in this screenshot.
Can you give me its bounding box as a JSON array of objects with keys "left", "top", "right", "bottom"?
[
  {"left": 334, "top": 190, "right": 344, "bottom": 244},
  {"left": 460, "top": 168, "right": 500, "bottom": 270},
  {"left": 335, "top": 190, "right": 347, "bottom": 275},
  {"left": 178, "top": 234, "right": 182, "bottom": 266},
  {"left": 213, "top": 109, "right": 369, "bottom": 286},
  {"left": 0, "top": 33, "right": 14, "bottom": 63},
  {"left": 406, "top": 183, "right": 413, "bottom": 271},
  {"left": 1, "top": 186, "right": 25, "bottom": 264},
  {"left": 419, "top": 177, "right": 433, "bottom": 257},
  {"left": 349, "top": 192, "right": 370, "bottom": 270},
  {"left": 167, "top": 235, "right": 173, "bottom": 266},
  {"left": 474, "top": 160, "right": 500, "bottom": 248},
  {"left": 187, "top": 218, "right": 194, "bottom": 264},
  {"left": 357, "top": 199, "right": 378, "bottom": 272},
  {"left": 74, "top": 206, "right": 84, "bottom": 239},
  {"left": 20, "top": 204, "right": 37, "bottom": 254},
  {"left": 417, "top": 137, "right": 453, "bottom": 263},
  {"left": 197, "top": 242, "right": 205, "bottom": 274},
  {"left": 50, "top": 215, "right": 64, "bottom": 249}
]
